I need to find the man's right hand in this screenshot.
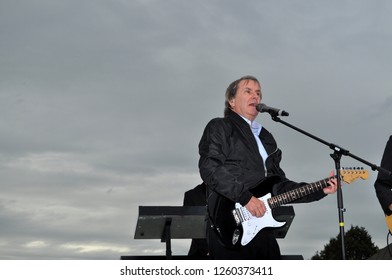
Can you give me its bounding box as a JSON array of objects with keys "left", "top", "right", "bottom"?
[{"left": 245, "top": 196, "right": 266, "bottom": 217}]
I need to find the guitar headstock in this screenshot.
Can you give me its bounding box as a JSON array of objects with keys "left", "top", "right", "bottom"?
[{"left": 340, "top": 167, "right": 369, "bottom": 184}]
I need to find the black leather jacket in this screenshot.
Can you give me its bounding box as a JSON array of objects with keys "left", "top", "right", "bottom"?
[
  {"left": 198, "top": 109, "right": 326, "bottom": 206},
  {"left": 374, "top": 135, "right": 392, "bottom": 216}
]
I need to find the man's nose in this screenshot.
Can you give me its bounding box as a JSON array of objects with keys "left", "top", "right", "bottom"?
[{"left": 251, "top": 91, "right": 260, "bottom": 99}]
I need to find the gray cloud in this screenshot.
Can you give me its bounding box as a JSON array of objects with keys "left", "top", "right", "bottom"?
[{"left": 1, "top": 0, "right": 391, "bottom": 260}]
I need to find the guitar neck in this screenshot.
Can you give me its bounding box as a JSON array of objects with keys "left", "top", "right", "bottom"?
[{"left": 268, "top": 176, "right": 334, "bottom": 209}]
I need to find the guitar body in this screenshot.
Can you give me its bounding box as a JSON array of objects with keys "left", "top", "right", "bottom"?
[
  {"left": 208, "top": 176, "right": 284, "bottom": 249},
  {"left": 235, "top": 193, "right": 286, "bottom": 246},
  {"left": 386, "top": 214, "right": 392, "bottom": 234}
]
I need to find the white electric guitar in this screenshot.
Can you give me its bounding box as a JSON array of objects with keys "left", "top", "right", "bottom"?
[{"left": 210, "top": 168, "right": 368, "bottom": 248}]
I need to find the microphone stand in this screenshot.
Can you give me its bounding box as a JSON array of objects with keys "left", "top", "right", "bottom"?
[{"left": 269, "top": 114, "right": 391, "bottom": 260}]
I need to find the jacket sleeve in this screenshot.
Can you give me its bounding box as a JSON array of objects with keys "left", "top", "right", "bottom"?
[
  {"left": 198, "top": 119, "right": 253, "bottom": 206},
  {"left": 374, "top": 135, "right": 392, "bottom": 216}
]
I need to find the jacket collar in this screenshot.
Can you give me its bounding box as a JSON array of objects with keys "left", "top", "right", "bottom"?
[
  {"left": 226, "top": 109, "right": 251, "bottom": 128},
  {"left": 226, "top": 109, "right": 262, "bottom": 157}
]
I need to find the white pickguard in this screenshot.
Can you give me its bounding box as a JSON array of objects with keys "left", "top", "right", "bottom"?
[{"left": 234, "top": 193, "right": 286, "bottom": 246}]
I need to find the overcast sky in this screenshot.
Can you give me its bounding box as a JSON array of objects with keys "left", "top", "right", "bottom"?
[{"left": 1, "top": 0, "right": 391, "bottom": 260}]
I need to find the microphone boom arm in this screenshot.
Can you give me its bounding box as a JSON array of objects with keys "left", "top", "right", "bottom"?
[
  {"left": 270, "top": 116, "right": 390, "bottom": 175},
  {"left": 269, "top": 115, "right": 391, "bottom": 260}
]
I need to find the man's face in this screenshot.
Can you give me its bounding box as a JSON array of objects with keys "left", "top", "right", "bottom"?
[{"left": 229, "top": 79, "right": 261, "bottom": 121}]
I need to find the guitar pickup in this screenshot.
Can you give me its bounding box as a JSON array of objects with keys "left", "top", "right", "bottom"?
[{"left": 232, "top": 209, "right": 241, "bottom": 225}]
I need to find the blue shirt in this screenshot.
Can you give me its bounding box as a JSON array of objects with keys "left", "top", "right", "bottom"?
[{"left": 240, "top": 116, "right": 268, "bottom": 164}]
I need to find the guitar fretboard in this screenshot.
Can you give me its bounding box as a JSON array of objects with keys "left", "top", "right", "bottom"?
[{"left": 268, "top": 176, "right": 334, "bottom": 209}]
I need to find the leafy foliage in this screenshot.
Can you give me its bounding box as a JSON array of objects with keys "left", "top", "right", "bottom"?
[{"left": 311, "top": 225, "right": 379, "bottom": 260}]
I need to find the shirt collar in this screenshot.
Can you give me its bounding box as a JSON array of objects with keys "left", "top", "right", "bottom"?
[{"left": 240, "top": 116, "right": 262, "bottom": 135}]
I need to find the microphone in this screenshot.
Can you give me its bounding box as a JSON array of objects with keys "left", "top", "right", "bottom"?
[{"left": 255, "top": 103, "right": 289, "bottom": 117}]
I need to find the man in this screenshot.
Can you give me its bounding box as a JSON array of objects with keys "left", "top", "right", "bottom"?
[
  {"left": 198, "top": 75, "right": 338, "bottom": 259},
  {"left": 374, "top": 135, "right": 392, "bottom": 233}
]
